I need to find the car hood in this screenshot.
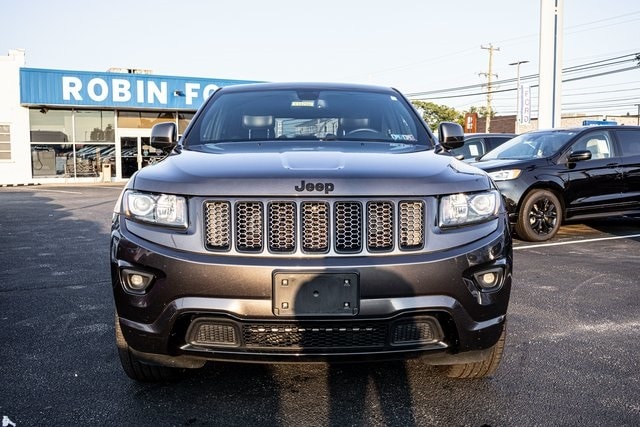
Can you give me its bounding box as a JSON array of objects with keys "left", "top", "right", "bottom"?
[
  {"left": 473, "top": 158, "right": 534, "bottom": 171},
  {"left": 130, "top": 148, "right": 493, "bottom": 197}
]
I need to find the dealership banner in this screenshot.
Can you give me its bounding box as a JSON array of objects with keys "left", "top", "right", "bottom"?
[
  {"left": 20, "top": 68, "right": 259, "bottom": 110},
  {"left": 518, "top": 85, "right": 531, "bottom": 124}
]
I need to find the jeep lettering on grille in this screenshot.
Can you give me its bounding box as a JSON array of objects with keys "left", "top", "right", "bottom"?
[{"left": 294, "top": 180, "right": 335, "bottom": 194}]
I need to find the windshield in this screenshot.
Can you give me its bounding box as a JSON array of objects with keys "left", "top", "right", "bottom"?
[
  {"left": 183, "top": 88, "right": 431, "bottom": 149},
  {"left": 481, "top": 131, "right": 576, "bottom": 160}
]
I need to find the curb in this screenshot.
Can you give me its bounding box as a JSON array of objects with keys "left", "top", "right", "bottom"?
[{"left": 0, "top": 183, "right": 41, "bottom": 187}]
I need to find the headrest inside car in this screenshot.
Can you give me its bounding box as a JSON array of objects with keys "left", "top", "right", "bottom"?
[
  {"left": 340, "top": 118, "right": 369, "bottom": 128},
  {"left": 243, "top": 115, "right": 274, "bottom": 128}
]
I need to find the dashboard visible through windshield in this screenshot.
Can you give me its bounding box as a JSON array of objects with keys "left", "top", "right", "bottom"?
[{"left": 183, "top": 88, "right": 432, "bottom": 150}]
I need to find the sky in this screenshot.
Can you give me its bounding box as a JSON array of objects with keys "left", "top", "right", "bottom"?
[{"left": 2, "top": 0, "right": 639, "bottom": 117}]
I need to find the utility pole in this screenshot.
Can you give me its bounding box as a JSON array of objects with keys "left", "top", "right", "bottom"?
[
  {"left": 539, "top": 0, "right": 564, "bottom": 128},
  {"left": 636, "top": 104, "right": 640, "bottom": 126},
  {"left": 479, "top": 44, "right": 500, "bottom": 132}
]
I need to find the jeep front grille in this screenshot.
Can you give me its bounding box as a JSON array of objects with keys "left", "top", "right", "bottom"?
[{"left": 204, "top": 199, "right": 425, "bottom": 255}]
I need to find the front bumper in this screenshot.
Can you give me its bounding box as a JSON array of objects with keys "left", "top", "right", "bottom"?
[{"left": 111, "top": 215, "right": 512, "bottom": 366}]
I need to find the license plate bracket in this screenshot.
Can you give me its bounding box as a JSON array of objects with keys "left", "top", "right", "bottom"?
[{"left": 273, "top": 272, "right": 359, "bottom": 316}]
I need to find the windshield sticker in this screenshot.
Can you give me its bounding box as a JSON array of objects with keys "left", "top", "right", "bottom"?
[
  {"left": 390, "top": 134, "right": 417, "bottom": 142},
  {"left": 291, "top": 100, "right": 316, "bottom": 107}
]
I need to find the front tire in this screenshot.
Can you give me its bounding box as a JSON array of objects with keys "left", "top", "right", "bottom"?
[
  {"left": 516, "top": 189, "right": 562, "bottom": 241},
  {"left": 115, "top": 314, "right": 185, "bottom": 382},
  {"left": 442, "top": 323, "right": 506, "bottom": 379}
]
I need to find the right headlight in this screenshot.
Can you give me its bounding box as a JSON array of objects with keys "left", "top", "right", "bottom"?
[
  {"left": 488, "top": 169, "right": 522, "bottom": 181},
  {"left": 439, "top": 190, "right": 500, "bottom": 227},
  {"left": 122, "top": 190, "right": 188, "bottom": 228}
]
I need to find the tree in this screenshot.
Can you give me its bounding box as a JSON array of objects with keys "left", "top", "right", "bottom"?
[
  {"left": 464, "top": 105, "right": 496, "bottom": 119},
  {"left": 411, "top": 101, "right": 463, "bottom": 131}
]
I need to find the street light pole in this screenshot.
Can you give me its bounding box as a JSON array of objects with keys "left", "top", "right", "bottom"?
[{"left": 509, "top": 60, "right": 529, "bottom": 133}]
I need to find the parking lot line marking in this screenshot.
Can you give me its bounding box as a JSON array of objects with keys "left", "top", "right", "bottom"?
[
  {"left": 34, "top": 189, "right": 83, "bottom": 194},
  {"left": 515, "top": 233, "right": 640, "bottom": 250}
]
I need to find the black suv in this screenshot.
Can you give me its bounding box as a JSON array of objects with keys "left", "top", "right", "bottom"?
[
  {"left": 475, "top": 126, "right": 640, "bottom": 241},
  {"left": 110, "top": 82, "right": 512, "bottom": 381},
  {"left": 449, "top": 133, "right": 517, "bottom": 161}
]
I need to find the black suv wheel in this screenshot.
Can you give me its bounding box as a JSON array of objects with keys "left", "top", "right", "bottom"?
[{"left": 516, "top": 189, "right": 562, "bottom": 241}]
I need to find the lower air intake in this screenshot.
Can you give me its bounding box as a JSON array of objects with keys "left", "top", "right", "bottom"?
[
  {"left": 392, "top": 319, "right": 439, "bottom": 345},
  {"left": 189, "top": 321, "right": 239, "bottom": 346}
]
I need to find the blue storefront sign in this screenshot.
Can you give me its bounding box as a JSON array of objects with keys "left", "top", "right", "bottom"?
[
  {"left": 20, "top": 68, "right": 259, "bottom": 110},
  {"left": 582, "top": 120, "right": 618, "bottom": 126}
]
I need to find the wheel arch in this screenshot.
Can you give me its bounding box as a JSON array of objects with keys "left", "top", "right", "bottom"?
[{"left": 516, "top": 180, "right": 566, "bottom": 221}]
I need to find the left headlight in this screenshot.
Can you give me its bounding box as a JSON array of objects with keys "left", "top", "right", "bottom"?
[
  {"left": 439, "top": 190, "right": 500, "bottom": 227},
  {"left": 488, "top": 169, "right": 521, "bottom": 181},
  {"left": 122, "top": 190, "right": 188, "bottom": 228}
]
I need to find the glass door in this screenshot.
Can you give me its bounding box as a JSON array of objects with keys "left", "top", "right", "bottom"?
[
  {"left": 140, "top": 137, "right": 167, "bottom": 168},
  {"left": 120, "top": 136, "right": 140, "bottom": 179},
  {"left": 120, "top": 135, "right": 168, "bottom": 179}
]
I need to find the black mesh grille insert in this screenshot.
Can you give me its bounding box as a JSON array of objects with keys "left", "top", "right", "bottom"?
[
  {"left": 367, "top": 202, "right": 394, "bottom": 251},
  {"left": 236, "top": 202, "right": 263, "bottom": 252},
  {"left": 193, "top": 323, "right": 238, "bottom": 346},
  {"left": 205, "top": 201, "right": 231, "bottom": 250},
  {"left": 203, "top": 199, "right": 425, "bottom": 255},
  {"left": 335, "top": 202, "right": 362, "bottom": 253},
  {"left": 392, "top": 321, "right": 437, "bottom": 344},
  {"left": 268, "top": 202, "right": 296, "bottom": 252},
  {"left": 243, "top": 323, "right": 387, "bottom": 349},
  {"left": 400, "top": 201, "right": 425, "bottom": 249},
  {"left": 301, "top": 202, "right": 329, "bottom": 253}
]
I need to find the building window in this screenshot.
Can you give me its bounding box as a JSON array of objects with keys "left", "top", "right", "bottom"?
[
  {"left": 30, "top": 109, "right": 72, "bottom": 177},
  {"left": 75, "top": 110, "right": 115, "bottom": 142},
  {"left": 0, "top": 124, "right": 10, "bottom": 160},
  {"left": 29, "top": 109, "right": 72, "bottom": 143},
  {"left": 29, "top": 108, "right": 116, "bottom": 178},
  {"left": 31, "top": 145, "right": 73, "bottom": 177},
  {"left": 117, "top": 111, "right": 176, "bottom": 128}
]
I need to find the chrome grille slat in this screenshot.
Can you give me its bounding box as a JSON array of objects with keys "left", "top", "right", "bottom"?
[{"left": 203, "top": 199, "right": 425, "bottom": 255}]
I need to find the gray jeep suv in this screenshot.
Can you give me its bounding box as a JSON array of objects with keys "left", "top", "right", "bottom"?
[{"left": 110, "top": 82, "right": 512, "bottom": 381}]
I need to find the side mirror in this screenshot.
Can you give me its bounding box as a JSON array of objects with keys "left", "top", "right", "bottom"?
[
  {"left": 150, "top": 122, "right": 178, "bottom": 149},
  {"left": 438, "top": 122, "right": 465, "bottom": 150},
  {"left": 567, "top": 150, "right": 592, "bottom": 163}
]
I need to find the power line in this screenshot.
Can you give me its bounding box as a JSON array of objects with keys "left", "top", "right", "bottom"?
[
  {"left": 414, "top": 65, "right": 637, "bottom": 100},
  {"left": 406, "top": 52, "right": 639, "bottom": 99}
]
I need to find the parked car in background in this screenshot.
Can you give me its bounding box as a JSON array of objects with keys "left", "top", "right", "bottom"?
[
  {"left": 110, "top": 82, "right": 513, "bottom": 382},
  {"left": 449, "top": 133, "right": 516, "bottom": 161},
  {"left": 474, "top": 126, "right": 640, "bottom": 241}
]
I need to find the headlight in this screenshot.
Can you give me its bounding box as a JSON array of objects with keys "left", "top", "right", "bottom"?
[
  {"left": 488, "top": 169, "right": 521, "bottom": 181},
  {"left": 122, "top": 190, "right": 188, "bottom": 228},
  {"left": 439, "top": 190, "right": 500, "bottom": 227}
]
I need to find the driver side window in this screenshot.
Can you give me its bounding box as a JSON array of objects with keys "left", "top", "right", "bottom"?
[{"left": 572, "top": 131, "right": 613, "bottom": 160}]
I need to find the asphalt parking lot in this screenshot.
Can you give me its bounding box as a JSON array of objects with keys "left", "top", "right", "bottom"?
[{"left": 1, "top": 184, "right": 639, "bottom": 426}]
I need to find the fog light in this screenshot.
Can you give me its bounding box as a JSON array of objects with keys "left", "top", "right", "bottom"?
[
  {"left": 121, "top": 268, "right": 155, "bottom": 294},
  {"left": 481, "top": 272, "right": 496, "bottom": 284},
  {"left": 473, "top": 268, "right": 503, "bottom": 291}
]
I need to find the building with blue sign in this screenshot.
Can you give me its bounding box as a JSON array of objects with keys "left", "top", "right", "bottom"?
[{"left": 0, "top": 49, "right": 258, "bottom": 185}]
